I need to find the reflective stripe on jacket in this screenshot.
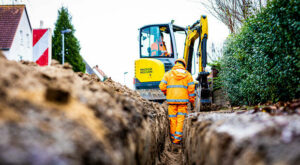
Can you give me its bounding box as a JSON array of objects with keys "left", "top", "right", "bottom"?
[{"left": 159, "top": 63, "right": 195, "bottom": 104}]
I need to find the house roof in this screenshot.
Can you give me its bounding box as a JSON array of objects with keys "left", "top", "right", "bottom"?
[{"left": 0, "top": 5, "right": 32, "bottom": 50}]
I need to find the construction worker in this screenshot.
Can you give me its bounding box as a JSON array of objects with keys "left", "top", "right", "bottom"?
[
  {"left": 151, "top": 33, "right": 170, "bottom": 57},
  {"left": 159, "top": 59, "right": 195, "bottom": 144}
]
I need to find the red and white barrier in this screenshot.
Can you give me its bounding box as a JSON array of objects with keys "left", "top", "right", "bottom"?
[{"left": 33, "top": 29, "right": 52, "bottom": 66}]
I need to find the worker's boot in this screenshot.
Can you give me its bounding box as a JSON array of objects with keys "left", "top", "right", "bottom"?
[{"left": 171, "top": 143, "right": 182, "bottom": 153}]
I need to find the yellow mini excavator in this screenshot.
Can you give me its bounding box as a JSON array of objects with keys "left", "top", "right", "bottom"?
[{"left": 134, "top": 16, "right": 211, "bottom": 111}]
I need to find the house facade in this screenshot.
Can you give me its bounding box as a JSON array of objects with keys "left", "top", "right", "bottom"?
[{"left": 0, "top": 5, "right": 33, "bottom": 61}]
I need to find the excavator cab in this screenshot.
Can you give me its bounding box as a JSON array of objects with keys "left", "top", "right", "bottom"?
[
  {"left": 135, "top": 23, "right": 185, "bottom": 101},
  {"left": 140, "top": 26, "right": 173, "bottom": 57}
]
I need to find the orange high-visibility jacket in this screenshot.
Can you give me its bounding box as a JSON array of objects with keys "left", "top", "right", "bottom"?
[
  {"left": 151, "top": 41, "right": 169, "bottom": 56},
  {"left": 159, "top": 63, "right": 196, "bottom": 104}
]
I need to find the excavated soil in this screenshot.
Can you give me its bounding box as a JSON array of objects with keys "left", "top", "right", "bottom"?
[
  {"left": 183, "top": 102, "right": 300, "bottom": 165},
  {"left": 0, "top": 53, "right": 169, "bottom": 165}
]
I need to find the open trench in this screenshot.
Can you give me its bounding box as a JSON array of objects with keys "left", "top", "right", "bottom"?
[{"left": 0, "top": 53, "right": 300, "bottom": 165}]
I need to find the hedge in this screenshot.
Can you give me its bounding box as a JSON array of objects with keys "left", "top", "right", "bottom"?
[{"left": 220, "top": 0, "right": 300, "bottom": 105}]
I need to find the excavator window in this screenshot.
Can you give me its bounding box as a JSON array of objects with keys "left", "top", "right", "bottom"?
[
  {"left": 140, "top": 26, "right": 173, "bottom": 58},
  {"left": 174, "top": 30, "right": 186, "bottom": 59}
]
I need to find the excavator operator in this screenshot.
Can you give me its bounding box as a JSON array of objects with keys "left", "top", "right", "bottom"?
[
  {"left": 159, "top": 59, "right": 195, "bottom": 145},
  {"left": 151, "top": 33, "right": 170, "bottom": 57}
]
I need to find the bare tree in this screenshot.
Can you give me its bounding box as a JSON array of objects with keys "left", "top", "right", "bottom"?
[
  {"left": 200, "top": 0, "right": 268, "bottom": 33},
  {"left": 208, "top": 42, "right": 223, "bottom": 63}
]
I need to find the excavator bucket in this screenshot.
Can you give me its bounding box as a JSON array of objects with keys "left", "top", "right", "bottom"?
[
  {"left": 195, "top": 72, "right": 212, "bottom": 111},
  {"left": 194, "top": 88, "right": 211, "bottom": 112}
]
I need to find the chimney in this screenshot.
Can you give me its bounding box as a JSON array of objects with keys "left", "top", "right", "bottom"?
[{"left": 40, "top": 20, "right": 44, "bottom": 29}]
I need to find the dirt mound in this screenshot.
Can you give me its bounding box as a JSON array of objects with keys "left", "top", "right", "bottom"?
[
  {"left": 0, "top": 57, "right": 168, "bottom": 165},
  {"left": 183, "top": 109, "right": 300, "bottom": 165}
]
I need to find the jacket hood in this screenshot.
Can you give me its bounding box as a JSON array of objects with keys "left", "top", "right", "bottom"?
[{"left": 170, "top": 63, "right": 188, "bottom": 80}]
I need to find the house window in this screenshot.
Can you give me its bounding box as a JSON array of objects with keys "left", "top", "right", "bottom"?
[
  {"left": 26, "top": 33, "right": 30, "bottom": 48},
  {"left": 20, "top": 30, "right": 23, "bottom": 46}
]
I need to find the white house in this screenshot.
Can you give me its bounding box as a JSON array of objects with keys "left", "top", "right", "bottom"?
[{"left": 0, "top": 5, "right": 33, "bottom": 61}]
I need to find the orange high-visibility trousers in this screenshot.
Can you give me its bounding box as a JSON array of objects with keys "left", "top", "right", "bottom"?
[{"left": 168, "top": 104, "right": 188, "bottom": 144}]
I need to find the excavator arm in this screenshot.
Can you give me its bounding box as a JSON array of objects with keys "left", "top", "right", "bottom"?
[
  {"left": 183, "top": 15, "right": 208, "bottom": 73},
  {"left": 183, "top": 15, "right": 211, "bottom": 111}
]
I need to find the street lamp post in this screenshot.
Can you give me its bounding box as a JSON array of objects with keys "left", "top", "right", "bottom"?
[
  {"left": 61, "top": 29, "right": 72, "bottom": 64},
  {"left": 124, "top": 72, "right": 128, "bottom": 85}
]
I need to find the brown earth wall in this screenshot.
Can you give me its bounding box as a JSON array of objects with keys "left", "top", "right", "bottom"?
[
  {"left": 0, "top": 54, "right": 169, "bottom": 165},
  {"left": 183, "top": 111, "right": 300, "bottom": 165}
]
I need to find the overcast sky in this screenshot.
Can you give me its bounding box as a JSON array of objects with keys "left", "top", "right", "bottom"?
[{"left": 2, "top": 0, "right": 229, "bottom": 88}]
